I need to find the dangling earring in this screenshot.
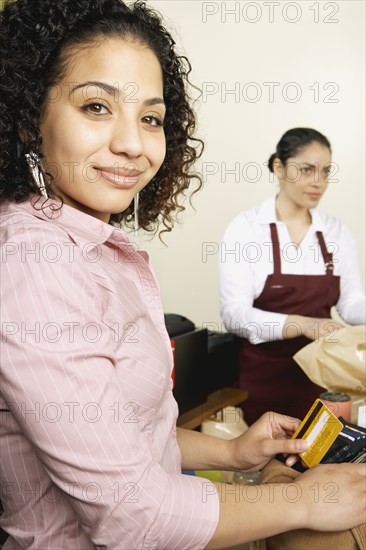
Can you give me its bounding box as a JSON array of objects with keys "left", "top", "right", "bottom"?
[
  {"left": 25, "top": 152, "right": 48, "bottom": 198},
  {"left": 134, "top": 192, "right": 139, "bottom": 236}
]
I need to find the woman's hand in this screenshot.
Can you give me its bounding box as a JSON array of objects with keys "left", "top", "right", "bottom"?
[
  {"left": 228, "top": 411, "right": 308, "bottom": 472},
  {"left": 283, "top": 315, "right": 345, "bottom": 340},
  {"left": 298, "top": 463, "right": 366, "bottom": 531}
]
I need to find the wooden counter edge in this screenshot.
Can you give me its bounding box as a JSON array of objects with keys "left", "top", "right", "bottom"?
[{"left": 177, "top": 388, "right": 248, "bottom": 430}]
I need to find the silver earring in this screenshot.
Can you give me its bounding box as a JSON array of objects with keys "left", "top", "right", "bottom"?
[
  {"left": 25, "top": 152, "right": 48, "bottom": 198},
  {"left": 134, "top": 192, "right": 139, "bottom": 236}
]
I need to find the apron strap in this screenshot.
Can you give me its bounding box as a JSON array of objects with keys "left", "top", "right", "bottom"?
[
  {"left": 316, "top": 231, "right": 334, "bottom": 274},
  {"left": 270, "top": 225, "right": 333, "bottom": 275},
  {"left": 270, "top": 223, "right": 281, "bottom": 274}
]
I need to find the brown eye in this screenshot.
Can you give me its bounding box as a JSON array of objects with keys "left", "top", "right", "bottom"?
[
  {"left": 301, "top": 167, "right": 312, "bottom": 175},
  {"left": 142, "top": 115, "right": 163, "bottom": 127},
  {"left": 82, "top": 103, "right": 109, "bottom": 115}
]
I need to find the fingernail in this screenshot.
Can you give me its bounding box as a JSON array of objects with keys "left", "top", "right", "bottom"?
[
  {"left": 286, "top": 457, "right": 296, "bottom": 467},
  {"left": 297, "top": 440, "right": 309, "bottom": 452}
]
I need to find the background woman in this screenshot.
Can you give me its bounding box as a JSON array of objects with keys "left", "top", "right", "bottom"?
[{"left": 220, "top": 127, "right": 366, "bottom": 425}]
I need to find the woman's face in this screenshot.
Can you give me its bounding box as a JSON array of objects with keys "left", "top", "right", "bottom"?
[
  {"left": 275, "top": 141, "right": 332, "bottom": 210},
  {"left": 39, "top": 38, "right": 166, "bottom": 222}
]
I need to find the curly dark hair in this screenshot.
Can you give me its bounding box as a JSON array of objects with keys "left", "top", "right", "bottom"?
[{"left": 0, "top": 0, "right": 203, "bottom": 233}]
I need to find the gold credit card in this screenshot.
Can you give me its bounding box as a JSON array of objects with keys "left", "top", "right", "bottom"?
[{"left": 292, "top": 398, "right": 343, "bottom": 468}]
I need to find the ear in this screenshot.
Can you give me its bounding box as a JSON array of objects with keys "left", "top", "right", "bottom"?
[{"left": 272, "top": 158, "right": 285, "bottom": 179}]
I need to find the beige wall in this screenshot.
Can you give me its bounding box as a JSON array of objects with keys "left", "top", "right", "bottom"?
[{"left": 139, "top": 0, "right": 365, "bottom": 329}]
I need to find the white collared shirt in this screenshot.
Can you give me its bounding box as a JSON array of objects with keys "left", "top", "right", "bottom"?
[{"left": 219, "top": 197, "right": 366, "bottom": 344}]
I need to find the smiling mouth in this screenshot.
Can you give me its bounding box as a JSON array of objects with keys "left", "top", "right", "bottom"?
[{"left": 94, "top": 167, "right": 143, "bottom": 187}]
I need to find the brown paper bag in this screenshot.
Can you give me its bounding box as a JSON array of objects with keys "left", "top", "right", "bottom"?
[{"left": 293, "top": 325, "right": 366, "bottom": 400}]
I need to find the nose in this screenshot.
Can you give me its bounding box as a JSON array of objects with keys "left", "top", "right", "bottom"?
[
  {"left": 311, "top": 168, "right": 327, "bottom": 187},
  {"left": 109, "top": 118, "right": 143, "bottom": 159},
  {"left": 310, "top": 177, "right": 322, "bottom": 188}
]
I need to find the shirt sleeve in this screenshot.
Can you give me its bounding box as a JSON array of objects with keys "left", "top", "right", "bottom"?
[
  {"left": 219, "top": 215, "right": 287, "bottom": 344},
  {"left": 0, "top": 224, "right": 219, "bottom": 550},
  {"left": 333, "top": 222, "right": 366, "bottom": 325}
]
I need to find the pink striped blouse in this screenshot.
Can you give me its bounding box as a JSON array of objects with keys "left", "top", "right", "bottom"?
[{"left": 0, "top": 198, "right": 219, "bottom": 549}]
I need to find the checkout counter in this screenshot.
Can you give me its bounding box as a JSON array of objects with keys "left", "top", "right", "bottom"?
[{"left": 164, "top": 314, "right": 248, "bottom": 429}]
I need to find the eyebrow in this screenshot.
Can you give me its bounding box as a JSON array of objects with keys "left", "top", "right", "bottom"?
[
  {"left": 69, "top": 80, "right": 165, "bottom": 106},
  {"left": 299, "top": 162, "right": 330, "bottom": 171}
]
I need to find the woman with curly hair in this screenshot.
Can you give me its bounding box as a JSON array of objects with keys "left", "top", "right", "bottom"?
[{"left": 1, "top": 1, "right": 365, "bottom": 548}]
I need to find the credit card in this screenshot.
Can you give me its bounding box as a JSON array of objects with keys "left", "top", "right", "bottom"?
[{"left": 292, "top": 398, "right": 343, "bottom": 468}]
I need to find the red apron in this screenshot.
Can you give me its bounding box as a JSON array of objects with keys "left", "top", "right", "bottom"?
[{"left": 239, "top": 223, "right": 340, "bottom": 425}]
